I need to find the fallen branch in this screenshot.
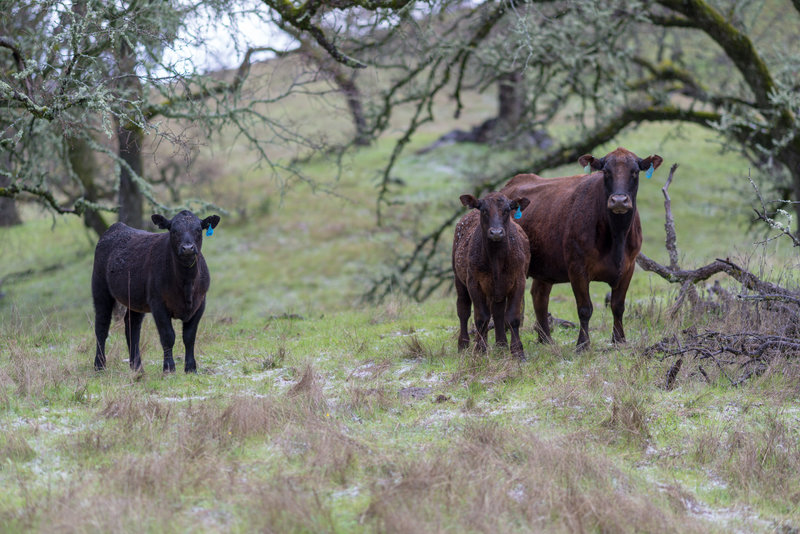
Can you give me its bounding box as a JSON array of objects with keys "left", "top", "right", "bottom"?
[{"left": 635, "top": 164, "right": 800, "bottom": 312}]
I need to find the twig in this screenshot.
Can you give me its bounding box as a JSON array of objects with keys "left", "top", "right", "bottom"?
[
  {"left": 661, "top": 163, "right": 680, "bottom": 269},
  {"left": 663, "top": 357, "right": 682, "bottom": 390}
]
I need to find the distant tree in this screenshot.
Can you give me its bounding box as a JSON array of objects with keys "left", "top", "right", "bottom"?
[
  {"left": 0, "top": 0, "right": 327, "bottom": 232},
  {"left": 260, "top": 0, "right": 798, "bottom": 299}
]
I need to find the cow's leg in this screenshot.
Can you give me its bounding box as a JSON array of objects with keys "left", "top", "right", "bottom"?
[
  {"left": 150, "top": 302, "right": 176, "bottom": 373},
  {"left": 92, "top": 282, "right": 114, "bottom": 371},
  {"left": 569, "top": 273, "right": 593, "bottom": 350},
  {"left": 472, "top": 292, "right": 491, "bottom": 353},
  {"left": 610, "top": 266, "right": 635, "bottom": 344},
  {"left": 492, "top": 299, "right": 507, "bottom": 349},
  {"left": 455, "top": 277, "right": 472, "bottom": 351},
  {"left": 532, "top": 280, "right": 553, "bottom": 343},
  {"left": 507, "top": 280, "right": 526, "bottom": 359},
  {"left": 123, "top": 309, "right": 145, "bottom": 371},
  {"left": 182, "top": 299, "right": 205, "bottom": 373}
]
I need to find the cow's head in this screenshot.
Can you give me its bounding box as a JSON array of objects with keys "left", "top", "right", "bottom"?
[
  {"left": 579, "top": 148, "right": 663, "bottom": 216},
  {"left": 460, "top": 192, "right": 530, "bottom": 243},
  {"left": 152, "top": 210, "right": 220, "bottom": 266}
]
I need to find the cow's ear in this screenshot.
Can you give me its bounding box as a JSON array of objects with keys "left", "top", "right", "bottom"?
[
  {"left": 512, "top": 198, "right": 530, "bottom": 213},
  {"left": 151, "top": 214, "right": 171, "bottom": 230},
  {"left": 460, "top": 194, "right": 480, "bottom": 209},
  {"left": 578, "top": 154, "right": 604, "bottom": 171},
  {"left": 201, "top": 215, "right": 220, "bottom": 230},
  {"left": 639, "top": 155, "right": 664, "bottom": 171}
]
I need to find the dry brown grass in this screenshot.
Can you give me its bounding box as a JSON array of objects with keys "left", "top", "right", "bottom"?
[
  {"left": 399, "top": 335, "right": 446, "bottom": 362},
  {"left": 4, "top": 338, "right": 84, "bottom": 400},
  {"left": 344, "top": 385, "right": 395, "bottom": 418},
  {"left": 0, "top": 431, "right": 36, "bottom": 463},
  {"left": 601, "top": 379, "right": 652, "bottom": 445},
  {"left": 363, "top": 420, "right": 712, "bottom": 533}
]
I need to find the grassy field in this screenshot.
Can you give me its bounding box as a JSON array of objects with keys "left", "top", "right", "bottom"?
[{"left": 2, "top": 60, "right": 800, "bottom": 533}]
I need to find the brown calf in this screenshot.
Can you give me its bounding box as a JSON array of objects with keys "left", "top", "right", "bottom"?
[
  {"left": 501, "top": 147, "right": 662, "bottom": 349},
  {"left": 452, "top": 192, "right": 531, "bottom": 359}
]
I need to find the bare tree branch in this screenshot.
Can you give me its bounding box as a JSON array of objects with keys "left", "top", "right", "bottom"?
[
  {"left": 0, "top": 36, "right": 32, "bottom": 97},
  {"left": 655, "top": 0, "right": 776, "bottom": 110}
]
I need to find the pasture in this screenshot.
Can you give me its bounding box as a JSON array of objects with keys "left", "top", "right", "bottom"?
[{"left": 2, "top": 87, "right": 800, "bottom": 532}]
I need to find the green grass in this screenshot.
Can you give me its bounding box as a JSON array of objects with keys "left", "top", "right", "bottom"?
[{"left": 2, "top": 64, "right": 800, "bottom": 534}]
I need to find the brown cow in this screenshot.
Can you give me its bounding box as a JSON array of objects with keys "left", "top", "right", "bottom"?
[
  {"left": 452, "top": 192, "right": 531, "bottom": 359},
  {"left": 501, "top": 147, "right": 662, "bottom": 349}
]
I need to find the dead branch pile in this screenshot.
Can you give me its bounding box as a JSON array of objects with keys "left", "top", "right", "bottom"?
[{"left": 640, "top": 164, "right": 800, "bottom": 387}]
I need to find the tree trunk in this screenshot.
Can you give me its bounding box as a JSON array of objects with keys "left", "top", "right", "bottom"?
[
  {"left": 312, "top": 47, "right": 370, "bottom": 146},
  {"left": 116, "top": 40, "right": 145, "bottom": 229},
  {"left": 67, "top": 135, "right": 108, "bottom": 236},
  {"left": 497, "top": 70, "right": 523, "bottom": 133},
  {"left": 783, "top": 148, "right": 800, "bottom": 234},
  {"left": 336, "top": 72, "right": 369, "bottom": 146},
  {"left": 117, "top": 124, "right": 144, "bottom": 228},
  {"left": 0, "top": 175, "right": 21, "bottom": 227},
  {"left": 0, "top": 126, "right": 21, "bottom": 227}
]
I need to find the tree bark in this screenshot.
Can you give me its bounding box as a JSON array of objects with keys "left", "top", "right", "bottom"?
[
  {"left": 497, "top": 70, "right": 523, "bottom": 133},
  {"left": 0, "top": 123, "right": 21, "bottom": 227},
  {"left": 66, "top": 135, "right": 108, "bottom": 236},
  {"left": 336, "top": 72, "right": 369, "bottom": 146},
  {"left": 780, "top": 143, "right": 800, "bottom": 232},
  {"left": 0, "top": 174, "right": 21, "bottom": 227},
  {"left": 116, "top": 40, "right": 145, "bottom": 229},
  {"left": 117, "top": 124, "right": 144, "bottom": 228}
]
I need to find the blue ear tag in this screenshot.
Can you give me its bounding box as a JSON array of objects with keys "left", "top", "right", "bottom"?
[
  {"left": 206, "top": 227, "right": 214, "bottom": 237},
  {"left": 514, "top": 206, "right": 522, "bottom": 220},
  {"left": 583, "top": 164, "right": 591, "bottom": 174},
  {"left": 645, "top": 163, "right": 654, "bottom": 179}
]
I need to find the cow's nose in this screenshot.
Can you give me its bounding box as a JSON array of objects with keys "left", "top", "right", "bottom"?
[
  {"left": 180, "top": 244, "right": 196, "bottom": 255},
  {"left": 487, "top": 227, "right": 505, "bottom": 241},
  {"left": 608, "top": 194, "right": 632, "bottom": 214}
]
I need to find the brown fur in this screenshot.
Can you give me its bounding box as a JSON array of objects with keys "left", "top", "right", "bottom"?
[
  {"left": 452, "top": 192, "right": 531, "bottom": 358},
  {"left": 502, "top": 147, "right": 662, "bottom": 348}
]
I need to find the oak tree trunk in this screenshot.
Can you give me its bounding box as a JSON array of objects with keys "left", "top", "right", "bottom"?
[
  {"left": 116, "top": 40, "right": 145, "bottom": 229},
  {"left": 66, "top": 135, "right": 108, "bottom": 236}
]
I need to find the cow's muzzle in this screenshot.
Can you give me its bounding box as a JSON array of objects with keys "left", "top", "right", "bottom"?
[
  {"left": 487, "top": 227, "right": 506, "bottom": 241},
  {"left": 179, "top": 244, "right": 197, "bottom": 256},
  {"left": 607, "top": 194, "right": 633, "bottom": 214}
]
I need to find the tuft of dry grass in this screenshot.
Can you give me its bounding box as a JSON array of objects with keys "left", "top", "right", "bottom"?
[
  {"left": 399, "top": 335, "right": 446, "bottom": 362},
  {"left": 364, "top": 421, "right": 711, "bottom": 533},
  {"left": 0, "top": 431, "right": 37, "bottom": 463},
  {"left": 4, "top": 338, "right": 83, "bottom": 400},
  {"left": 286, "top": 362, "right": 327, "bottom": 410},
  {"left": 602, "top": 382, "right": 652, "bottom": 445}
]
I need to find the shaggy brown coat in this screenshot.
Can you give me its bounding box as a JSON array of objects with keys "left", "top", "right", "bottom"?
[{"left": 452, "top": 192, "right": 531, "bottom": 359}]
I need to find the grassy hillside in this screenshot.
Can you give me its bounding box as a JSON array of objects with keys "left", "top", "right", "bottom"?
[{"left": 2, "top": 48, "right": 800, "bottom": 534}]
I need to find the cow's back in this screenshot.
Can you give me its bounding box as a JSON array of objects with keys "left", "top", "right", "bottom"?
[
  {"left": 93, "top": 223, "right": 162, "bottom": 313},
  {"left": 502, "top": 173, "right": 596, "bottom": 283}
]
